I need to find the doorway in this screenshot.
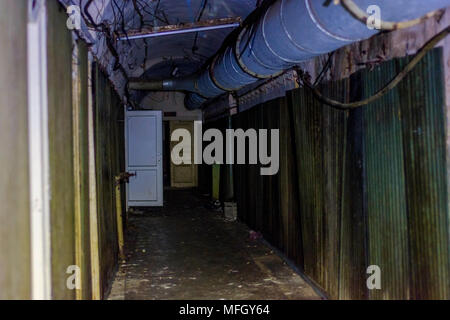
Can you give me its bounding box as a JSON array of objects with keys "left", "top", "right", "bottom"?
[{"left": 169, "top": 120, "right": 198, "bottom": 188}]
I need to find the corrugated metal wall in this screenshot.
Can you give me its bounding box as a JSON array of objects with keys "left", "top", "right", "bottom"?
[
  {"left": 46, "top": 1, "right": 125, "bottom": 299},
  {"left": 363, "top": 58, "right": 410, "bottom": 299},
  {"left": 233, "top": 101, "right": 283, "bottom": 248},
  {"left": 290, "top": 79, "right": 349, "bottom": 298},
  {"left": 0, "top": 1, "right": 125, "bottom": 300},
  {"left": 73, "top": 40, "right": 92, "bottom": 300},
  {"left": 93, "top": 65, "right": 125, "bottom": 298},
  {"left": 202, "top": 48, "right": 450, "bottom": 299},
  {"left": 47, "top": 0, "right": 77, "bottom": 299}
]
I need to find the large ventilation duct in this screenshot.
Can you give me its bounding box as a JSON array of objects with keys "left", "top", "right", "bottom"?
[{"left": 129, "top": 0, "right": 450, "bottom": 110}]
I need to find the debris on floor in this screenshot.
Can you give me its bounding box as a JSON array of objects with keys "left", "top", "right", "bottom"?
[{"left": 107, "top": 190, "right": 321, "bottom": 300}]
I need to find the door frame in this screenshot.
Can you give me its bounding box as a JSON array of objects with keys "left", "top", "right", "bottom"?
[{"left": 27, "top": 0, "right": 51, "bottom": 300}]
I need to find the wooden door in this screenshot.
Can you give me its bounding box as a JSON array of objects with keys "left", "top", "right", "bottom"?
[{"left": 170, "top": 121, "right": 198, "bottom": 188}]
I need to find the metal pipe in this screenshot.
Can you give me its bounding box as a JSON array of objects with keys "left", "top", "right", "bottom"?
[
  {"left": 129, "top": 77, "right": 198, "bottom": 92},
  {"left": 114, "top": 172, "right": 136, "bottom": 260},
  {"left": 129, "top": 0, "right": 450, "bottom": 109},
  {"left": 128, "top": 81, "right": 163, "bottom": 91},
  {"left": 114, "top": 178, "right": 125, "bottom": 260}
]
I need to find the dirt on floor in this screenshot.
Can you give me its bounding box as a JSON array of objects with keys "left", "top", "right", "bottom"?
[{"left": 107, "top": 190, "right": 322, "bottom": 300}]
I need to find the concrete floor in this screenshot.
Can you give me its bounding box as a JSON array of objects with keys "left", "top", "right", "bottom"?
[{"left": 107, "top": 190, "right": 321, "bottom": 300}]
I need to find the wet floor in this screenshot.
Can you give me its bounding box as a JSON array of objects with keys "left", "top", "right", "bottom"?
[{"left": 107, "top": 190, "right": 321, "bottom": 300}]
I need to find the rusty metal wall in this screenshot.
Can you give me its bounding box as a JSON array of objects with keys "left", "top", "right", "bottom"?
[
  {"left": 289, "top": 81, "right": 349, "bottom": 299},
  {"left": 361, "top": 48, "right": 449, "bottom": 299},
  {"left": 46, "top": 1, "right": 125, "bottom": 299},
  {"left": 94, "top": 65, "right": 125, "bottom": 298},
  {"left": 47, "top": 0, "right": 76, "bottom": 300},
  {"left": 338, "top": 93, "right": 368, "bottom": 300},
  {"left": 363, "top": 59, "right": 410, "bottom": 299},
  {"left": 209, "top": 48, "right": 450, "bottom": 299},
  {"left": 73, "top": 40, "right": 93, "bottom": 300},
  {"left": 392, "top": 49, "right": 448, "bottom": 299}
]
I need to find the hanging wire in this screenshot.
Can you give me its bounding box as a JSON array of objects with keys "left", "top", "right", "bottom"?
[{"left": 297, "top": 26, "right": 450, "bottom": 110}]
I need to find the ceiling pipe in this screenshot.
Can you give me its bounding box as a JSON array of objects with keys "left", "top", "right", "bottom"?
[
  {"left": 128, "top": 0, "right": 450, "bottom": 110},
  {"left": 128, "top": 77, "right": 197, "bottom": 91}
]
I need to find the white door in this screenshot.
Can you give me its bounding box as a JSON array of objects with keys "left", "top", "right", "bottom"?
[{"left": 125, "top": 110, "right": 163, "bottom": 207}]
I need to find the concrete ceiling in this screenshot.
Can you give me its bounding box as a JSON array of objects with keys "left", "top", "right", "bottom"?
[{"left": 61, "top": 0, "right": 258, "bottom": 102}]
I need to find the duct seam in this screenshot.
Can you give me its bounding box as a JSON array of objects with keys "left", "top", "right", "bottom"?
[
  {"left": 262, "top": 2, "right": 305, "bottom": 64},
  {"left": 209, "top": 57, "right": 233, "bottom": 92},
  {"left": 305, "top": 0, "right": 360, "bottom": 43},
  {"left": 223, "top": 50, "right": 242, "bottom": 85},
  {"left": 228, "top": 46, "right": 253, "bottom": 85},
  {"left": 279, "top": 0, "right": 323, "bottom": 56},
  {"left": 234, "top": 28, "right": 282, "bottom": 79},
  {"left": 248, "top": 38, "right": 281, "bottom": 72}
]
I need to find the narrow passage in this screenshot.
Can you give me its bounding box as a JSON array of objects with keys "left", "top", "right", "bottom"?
[{"left": 108, "top": 190, "right": 320, "bottom": 300}]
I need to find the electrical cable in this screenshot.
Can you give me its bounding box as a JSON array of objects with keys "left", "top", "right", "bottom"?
[{"left": 298, "top": 26, "right": 450, "bottom": 110}]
